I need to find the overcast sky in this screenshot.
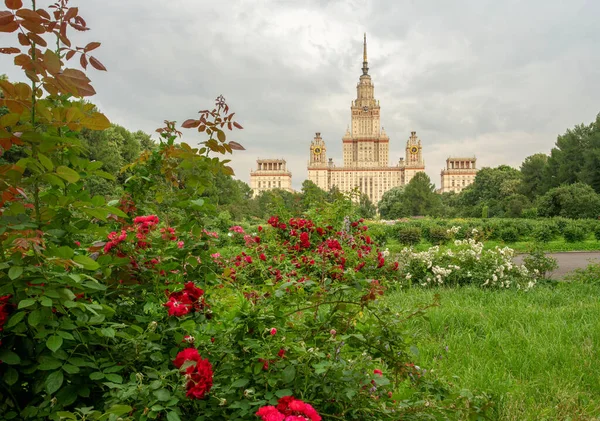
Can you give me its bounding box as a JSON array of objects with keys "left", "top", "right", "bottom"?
[{"left": 3, "top": 0, "right": 599, "bottom": 189}]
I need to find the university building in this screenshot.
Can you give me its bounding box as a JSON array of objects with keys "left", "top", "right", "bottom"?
[
  {"left": 439, "top": 157, "right": 478, "bottom": 193},
  {"left": 249, "top": 158, "right": 293, "bottom": 197},
  {"left": 307, "top": 34, "right": 425, "bottom": 204}
]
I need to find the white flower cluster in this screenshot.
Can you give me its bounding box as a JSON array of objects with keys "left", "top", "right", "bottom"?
[
  {"left": 446, "top": 226, "right": 461, "bottom": 235},
  {"left": 395, "top": 240, "right": 536, "bottom": 290}
]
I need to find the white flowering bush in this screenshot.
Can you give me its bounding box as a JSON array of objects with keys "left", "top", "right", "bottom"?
[{"left": 394, "top": 238, "right": 536, "bottom": 290}]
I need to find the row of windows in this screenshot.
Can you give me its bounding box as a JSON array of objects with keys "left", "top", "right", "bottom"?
[{"left": 258, "top": 181, "right": 282, "bottom": 188}]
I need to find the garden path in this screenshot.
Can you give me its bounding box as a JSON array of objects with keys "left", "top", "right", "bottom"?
[{"left": 514, "top": 252, "right": 600, "bottom": 279}]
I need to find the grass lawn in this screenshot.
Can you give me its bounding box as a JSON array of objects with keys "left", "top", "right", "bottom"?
[{"left": 387, "top": 282, "right": 600, "bottom": 420}]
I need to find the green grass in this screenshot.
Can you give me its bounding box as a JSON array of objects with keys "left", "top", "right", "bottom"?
[{"left": 387, "top": 283, "right": 600, "bottom": 420}]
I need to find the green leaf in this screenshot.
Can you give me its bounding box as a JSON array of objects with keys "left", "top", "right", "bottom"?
[
  {"left": 47, "top": 335, "right": 64, "bottom": 352},
  {"left": 54, "top": 246, "right": 75, "bottom": 259},
  {"left": 42, "top": 173, "right": 65, "bottom": 188},
  {"left": 56, "top": 166, "right": 80, "bottom": 183},
  {"left": 62, "top": 364, "right": 80, "bottom": 374},
  {"left": 38, "top": 356, "right": 63, "bottom": 370},
  {"left": 104, "top": 373, "right": 123, "bottom": 383},
  {"left": 73, "top": 255, "right": 99, "bottom": 270},
  {"left": 275, "top": 389, "right": 293, "bottom": 398},
  {"left": 40, "top": 296, "right": 53, "bottom": 307},
  {"left": 100, "top": 327, "right": 115, "bottom": 338},
  {"left": 28, "top": 309, "right": 42, "bottom": 326},
  {"left": 154, "top": 388, "right": 171, "bottom": 401},
  {"left": 0, "top": 350, "right": 20, "bottom": 365},
  {"left": 18, "top": 299, "right": 36, "bottom": 309},
  {"left": 46, "top": 370, "right": 64, "bottom": 394},
  {"left": 166, "top": 412, "right": 182, "bottom": 421},
  {"left": 94, "top": 170, "right": 115, "bottom": 181},
  {"left": 56, "top": 412, "right": 77, "bottom": 420},
  {"left": 4, "top": 367, "right": 18, "bottom": 386},
  {"left": 38, "top": 153, "right": 54, "bottom": 171},
  {"left": 281, "top": 365, "right": 296, "bottom": 384},
  {"left": 4, "top": 311, "right": 25, "bottom": 328},
  {"left": 8, "top": 266, "right": 23, "bottom": 280},
  {"left": 89, "top": 372, "right": 104, "bottom": 380},
  {"left": 231, "top": 378, "right": 249, "bottom": 388},
  {"left": 105, "top": 405, "right": 132, "bottom": 416}
]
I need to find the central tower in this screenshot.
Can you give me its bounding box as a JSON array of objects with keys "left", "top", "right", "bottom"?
[{"left": 342, "top": 33, "right": 390, "bottom": 168}]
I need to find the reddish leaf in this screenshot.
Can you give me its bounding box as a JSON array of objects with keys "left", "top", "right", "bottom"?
[
  {"left": 84, "top": 41, "right": 100, "bottom": 52},
  {"left": 228, "top": 141, "right": 245, "bottom": 151},
  {"left": 17, "top": 31, "right": 29, "bottom": 45},
  {"left": 0, "top": 11, "right": 14, "bottom": 25},
  {"left": 0, "top": 47, "right": 19, "bottom": 54},
  {"left": 0, "top": 21, "right": 19, "bottom": 32},
  {"left": 181, "top": 119, "right": 200, "bottom": 128},
  {"left": 27, "top": 31, "right": 47, "bottom": 47},
  {"left": 20, "top": 19, "right": 45, "bottom": 34},
  {"left": 65, "top": 50, "right": 75, "bottom": 60},
  {"left": 36, "top": 9, "right": 51, "bottom": 20},
  {"left": 15, "top": 9, "right": 44, "bottom": 22},
  {"left": 5, "top": 0, "right": 22, "bottom": 10},
  {"left": 233, "top": 121, "right": 244, "bottom": 129},
  {"left": 64, "top": 7, "right": 78, "bottom": 21},
  {"left": 79, "top": 53, "right": 87, "bottom": 69},
  {"left": 56, "top": 31, "right": 71, "bottom": 47},
  {"left": 43, "top": 50, "right": 61, "bottom": 74},
  {"left": 13, "top": 53, "right": 29, "bottom": 66},
  {"left": 69, "top": 23, "right": 87, "bottom": 31},
  {"left": 89, "top": 56, "right": 106, "bottom": 71}
]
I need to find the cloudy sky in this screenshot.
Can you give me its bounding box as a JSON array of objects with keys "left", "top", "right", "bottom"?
[{"left": 3, "top": 0, "right": 600, "bottom": 189}]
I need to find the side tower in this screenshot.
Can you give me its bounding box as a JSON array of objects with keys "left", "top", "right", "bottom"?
[
  {"left": 439, "top": 157, "right": 477, "bottom": 193},
  {"left": 307, "top": 132, "right": 330, "bottom": 191},
  {"left": 403, "top": 131, "right": 425, "bottom": 184},
  {"left": 250, "top": 159, "right": 293, "bottom": 197}
]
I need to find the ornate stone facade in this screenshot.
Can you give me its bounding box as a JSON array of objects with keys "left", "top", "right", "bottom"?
[
  {"left": 250, "top": 159, "right": 293, "bottom": 197},
  {"left": 307, "top": 34, "right": 425, "bottom": 204},
  {"left": 439, "top": 157, "right": 478, "bottom": 193}
]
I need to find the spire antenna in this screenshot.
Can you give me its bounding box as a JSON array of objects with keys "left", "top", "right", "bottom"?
[{"left": 362, "top": 33, "right": 369, "bottom": 75}]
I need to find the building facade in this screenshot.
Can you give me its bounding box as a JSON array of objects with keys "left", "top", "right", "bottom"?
[
  {"left": 250, "top": 159, "right": 293, "bottom": 197},
  {"left": 307, "top": 34, "right": 425, "bottom": 204},
  {"left": 439, "top": 157, "right": 478, "bottom": 193}
]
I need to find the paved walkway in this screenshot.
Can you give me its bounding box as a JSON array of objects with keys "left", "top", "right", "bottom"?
[{"left": 514, "top": 252, "right": 600, "bottom": 279}]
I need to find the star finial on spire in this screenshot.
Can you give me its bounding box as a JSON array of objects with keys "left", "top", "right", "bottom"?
[{"left": 362, "top": 33, "right": 369, "bottom": 75}]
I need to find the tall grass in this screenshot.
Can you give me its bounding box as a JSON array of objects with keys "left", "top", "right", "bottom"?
[{"left": 388, "top": 283, "right": 600, "bottom": 420}]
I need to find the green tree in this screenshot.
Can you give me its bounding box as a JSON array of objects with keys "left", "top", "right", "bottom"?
[
  {"left": 520, "top": 153, "right": 549, "bottom": 197},
  {"left": 537, "top": 182, "right": 600, "bottom": 219},
  {"left": 378, "top": 186, "right": 406, "bottom": 219},
  {"left": 402, "top": 172, "right": 442, "bottom": 216},
  {"left": 545, "top": 115, "right": 598, "bottom": 191},
  {"left": 357, "top": 193, "right": 376, "bottom": 219},
  {"left": 301, "top": 180, "right": 328, "bottom": 210},
  {"left": 460, "top": 165, "right": 522, "bottom": 217}
]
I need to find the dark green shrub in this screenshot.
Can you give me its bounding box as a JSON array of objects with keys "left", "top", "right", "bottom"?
[
  {"left": 595, "top": 224, "right": 600, "bottom": 241},
  {"left": 563, "top": 223, "right": 587, "bottom": 242},
  {"left": 532, "top": 224, "right": 554, "bottom": 243},
  {"left": 500, "top": 226, "right": 519, "bottom": 243},
  {"left": 367, "top": 223, "right": 389, "bottom": 245},
  {"left": 427, "top": 226, "right": 451, "bottom": 245},
  {"left": 398, "top": 226, "right": 422, "bottom": 246}
]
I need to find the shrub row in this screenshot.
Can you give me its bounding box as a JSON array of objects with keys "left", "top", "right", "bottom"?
[{"left": 371, "top": 217, "right": 600, "bottom": 246}]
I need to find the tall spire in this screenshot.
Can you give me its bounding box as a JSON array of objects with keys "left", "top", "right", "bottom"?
[{"left": 362, "top": 33, "right": 369, "bottom": 75}]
